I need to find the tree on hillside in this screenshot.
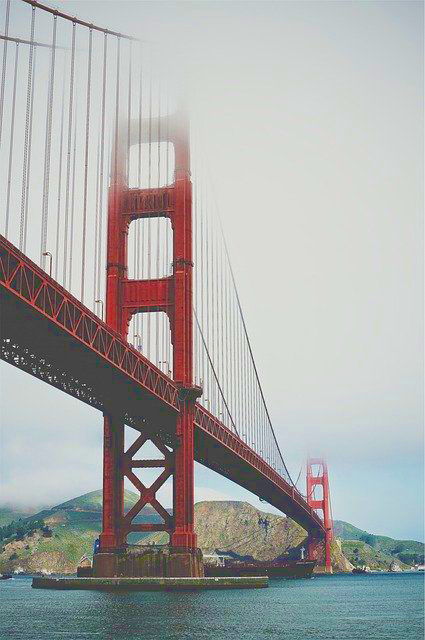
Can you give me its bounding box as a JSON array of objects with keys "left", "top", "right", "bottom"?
[
  {"left": 0, "top": 518, "right": 45, "bottom": 543},
  {"left": 360, "top": 534, "right": 376, "bottom": 547},
  {"left": 391, "top": 544, "right": 404, "bottom": 555}
]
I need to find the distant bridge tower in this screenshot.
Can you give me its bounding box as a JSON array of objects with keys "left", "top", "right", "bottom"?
[{"left": 306, "top": 458, "right": 333, "bottom": 572}]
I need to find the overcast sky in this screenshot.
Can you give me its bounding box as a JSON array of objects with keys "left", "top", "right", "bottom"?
[{"left": 1, "top": 0, "right": 423, "bottom": 542}]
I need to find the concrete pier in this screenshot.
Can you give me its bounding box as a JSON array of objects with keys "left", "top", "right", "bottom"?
[
  {"left": 32, "top": 576, "right": 268, "bottom": 590},
  {"left": 92, "top": 546, "right": 204, "bottom": 578}
]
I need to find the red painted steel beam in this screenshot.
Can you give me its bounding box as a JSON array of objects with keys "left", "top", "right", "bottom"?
[
  {"left": 0, "top": 235, "right": 179, "bottom": 413},
  {"left": 122, "top": 277, "right": 174, "bottom": 333},
  {"left": 129, "top": 524, "right": 170, "bottom": 533},
  {"left": 122, "top": 187, "right": 175, "bottom": 219}
]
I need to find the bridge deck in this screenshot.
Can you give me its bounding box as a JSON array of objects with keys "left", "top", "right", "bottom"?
[{"left": 0, "top": 235, "right": 324, "bottom": 536}]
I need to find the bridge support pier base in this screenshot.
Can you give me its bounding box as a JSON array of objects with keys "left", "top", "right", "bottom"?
[
  {"left": 92, "top": 547, "right": 204, "bottom": 578},
  {"left": 307, "top": 533, "right": 333, "bottom": 574}
]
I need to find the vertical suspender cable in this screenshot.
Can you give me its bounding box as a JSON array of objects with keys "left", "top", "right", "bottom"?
[
  {"left": 147, "top": 62, "right": 152, "bottom": 360},
  {"left": 194, "top": 135, "right": 199, "bottom": 384},
  {"left": 136, "top": 48, "right": 142, "bottom": 348},
  {"left": 251, "top": 344, "right": 256, "bottom": 459},
  {"left": 0, "top": 0, "right": 11, "bottom": 149},
  {"left": 96, "top": 34, "right": 107, "bottom": 304},
  {"left": 23, "top": 46, "right": 36, "bottom": 254},
  {"left": 68, "top": 82, "right": 78, "bottom": 292},
  {"left": 20, "top": 6, "right": 36, "bottom": 251},
  {"left": 54, "top": 58, "right": 66, "bottom": 279},
  {"left": 93, "top": 127, "right": 101, "bottom": 310},
  {"left": 156, "top": 80, "right": 161, "bottom": 365},
  {"left": 126, "top": 41, "right": 133, "bottom": 329},
  {"left": 126, "top": 40, "right": 132, "bottom": 336},
  {"left": 228, "top": 259, "right": 233, "bottom": 428},
  {"left": 215, "top": 223, "right": 220, "bottom": 415},
  {"left": 235, "top": 296, "right": 241, "bottom": 433},
  {"left": 205, "top": 186, "right": 210, "bottom": 405},
  {"left": 200, "top": 171, "right": 205, "bottom": 392},
  {"left": 166, "top": 98, "right": 171, "bottom": 374},
  {"left": 215, "top": 219, "right": 220, "bottom": 417},
  {"left": 40, "top": 15, "right": 57, "bottom": 267},
  {"left": 4, "top": 42, "right": 19, "bottom": 238},
  {"left": 113, "top": 37, "right": 121, "bottom": 237},
  {"left": 220, "top": 239, "right": 225, "bottom": 423},
  {"left": 80, "top": 27, "right": 93, "bottom": 303},
  {"left": 127, "top": 40, "right": 132, "bottom": 185},
  {"left": 63, "top": 21, "right": 76, "bottom": 286},
  {"left": 231, "top": 284, "right": 236, "bottom": 428},
  {"left": 224, "top": 239, "right": 229, "bottom": 421},
  {"left": 164, "top": 91, "right": 170, "bottom": 374},
  {"left": 104, "top": 32, "right": 119, "bottom": 305},
  {"left": 210, "top": 209, "right": 215, "bottom": 412},
  {"left": 243, "top": 327, "right": 248, "bottom": 445}
]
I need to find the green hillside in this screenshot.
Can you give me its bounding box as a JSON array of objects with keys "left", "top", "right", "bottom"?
[
  {"left": 33, "top": 489, "right": 138, "bottom": 520},
  {"left": 29, "top": 489, "right": 164, "bottom": 538},
  {"left": 1, "top": 492, "right": 423, "bottom": 574},
  {"left": 334, "top": 520, "right": 424, "bottom": 569}
]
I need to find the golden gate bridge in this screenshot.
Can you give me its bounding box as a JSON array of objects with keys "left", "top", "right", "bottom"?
[{"left": 0, "top": 0, "right": 333, "bottom": 576}]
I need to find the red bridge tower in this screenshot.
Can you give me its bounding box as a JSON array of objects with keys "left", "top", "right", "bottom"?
[
  {"left": 97, "top": 111, "right": 202, "bottom": 576},
  {"left": 306, "top": 458, "right": 333, "bottom": 572}
]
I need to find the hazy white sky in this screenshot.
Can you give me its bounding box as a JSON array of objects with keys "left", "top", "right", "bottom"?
[{"left": 1, "top": 0, "right": 423, "bottom": 541}]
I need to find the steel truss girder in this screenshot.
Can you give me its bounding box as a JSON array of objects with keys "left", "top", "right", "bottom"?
[
  {"left": 0, "top": 235, "right": 179, "bottom": 413},
  {"left": 1, "top": 337, "right": 103, "bottom": 410}
]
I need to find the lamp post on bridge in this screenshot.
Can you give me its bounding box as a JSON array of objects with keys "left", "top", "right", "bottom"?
[
  {"left": 95, "top": 299, "right": 104, "bottom": 321},
  {"left": 42, "top": 251, "right": 52, "bottom": 277}
]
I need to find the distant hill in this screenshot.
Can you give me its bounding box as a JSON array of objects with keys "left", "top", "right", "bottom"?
[
  {"left": 334, "top": 520, "right": 424, "bottom": 568},
  {"left": 0, "top": 491, "right": 423, "bottom": 574},
  {"left": 25, "top": 489, "right": 165, "bottom": 533},
  {"left": 0, "top": 506, "right": 41, "bottom": 527}
]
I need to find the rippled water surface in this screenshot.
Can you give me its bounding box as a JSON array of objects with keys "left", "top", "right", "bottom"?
[{"left": 1, "top": 573, "right": 424, "bottom": 639}]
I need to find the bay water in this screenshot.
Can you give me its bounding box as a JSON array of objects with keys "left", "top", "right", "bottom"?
[{"left": 1, "top": 572, "right": 423, "bottom": 639}]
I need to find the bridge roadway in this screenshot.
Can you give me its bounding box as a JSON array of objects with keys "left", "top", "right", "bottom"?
[{"left": 0, "top": 235, "right": 325, "bottom": 536}]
